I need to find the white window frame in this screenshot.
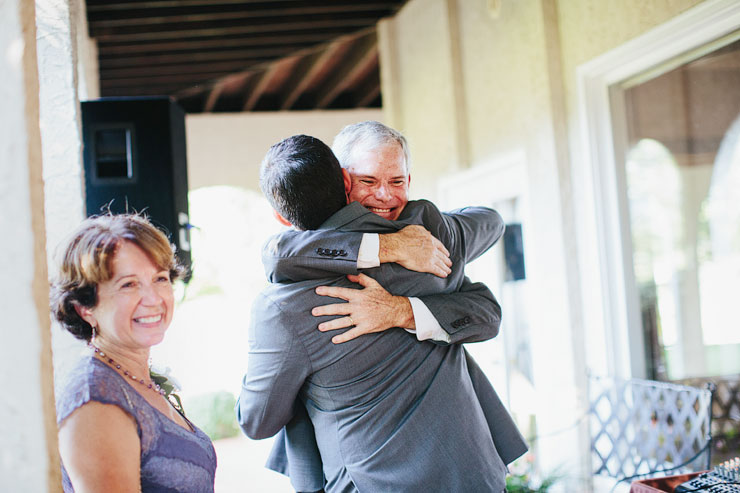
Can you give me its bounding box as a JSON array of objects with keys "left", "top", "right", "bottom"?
[{"left": 573, "top": 0, "right": 740, "bottom": 379}]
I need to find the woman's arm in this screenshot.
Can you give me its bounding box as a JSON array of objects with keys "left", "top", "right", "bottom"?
[{"left": 58, "top": 401, "right": 141, "bottom": 493}]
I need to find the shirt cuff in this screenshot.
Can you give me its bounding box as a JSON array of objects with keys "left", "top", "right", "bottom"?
[
  {"left": 357, "top": 233, "right": 380, "bottom": 268},
  {"left": 406, "top": 297, "right": 451, "bottom": 343}
]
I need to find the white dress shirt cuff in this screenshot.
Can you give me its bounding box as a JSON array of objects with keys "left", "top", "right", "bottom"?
[
  {"left": 406, "top": 297, "right": 451, "bottom": 343},
  {"left": 357, "top": 233, "right": 380, "bottom": 268}
]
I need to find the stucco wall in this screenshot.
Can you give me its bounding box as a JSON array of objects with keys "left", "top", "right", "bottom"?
[
  {"left": 379, "top": 0, "right": 462, "bottom": 196},
  {"left": 185, "top": 109, "right": 383, "bottom": 192},
  {"left": 0, "top": 0, "right": 58, "bottom": 491},
  {"left": 557, "top": 0, "right": 703, "bottom": 82},
  {"left": 37, "top": 0, "right": 87, "bottom": 269}
]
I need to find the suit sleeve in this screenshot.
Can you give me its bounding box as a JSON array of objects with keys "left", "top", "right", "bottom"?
[
  {"left": 442, "top": 206, "right": 505, "bottom": 263},
  {"left": 262, "top": 207, "right": 503, "bottom": 283},
  {"left": 236, "top": 294, "right": 311, "bottom": 440},
  {"left": 262, "top": 230, "right": 363, "bottom": 283},
  {"left": 265, "top": 404, "right": 325, "bottom": 492},
  {"left": 417, "top": 206, "right": 505, "bottom": 345},
  {"left": 419, "top": 277, "right": 501, "bottom": 344}
]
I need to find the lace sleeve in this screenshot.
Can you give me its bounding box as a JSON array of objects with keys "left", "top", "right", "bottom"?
[{"left": 55, "top": 357, "right": 140, "bottom": 438}]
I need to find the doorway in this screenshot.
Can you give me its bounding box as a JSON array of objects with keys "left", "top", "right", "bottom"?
[{"left": 618, "top": 38, "right": 740, "bottom": 381}]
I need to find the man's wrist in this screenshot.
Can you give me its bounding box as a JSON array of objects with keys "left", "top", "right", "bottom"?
[
  {"left": 378, "top": 232, "right": 401, "bottom": 264},
  {"left": 392, "top": 296, "right": 415, "bottom": 329}
]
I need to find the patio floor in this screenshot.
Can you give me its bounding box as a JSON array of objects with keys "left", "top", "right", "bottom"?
[{"left": 213, "top": 434, "right": 293, "bottom": 492}]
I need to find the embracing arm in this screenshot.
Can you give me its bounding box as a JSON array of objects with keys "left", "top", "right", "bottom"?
[
  {"left": 414, "top": 205, "right": 504, "bottom": 344},
  {"left": 236, "top": 295, "right": 310, "bottom": 440},
  {"left": 441, "top": 205, "right": 505, "bottom": 264},
  {"left": 313, "top": 274, "right": 501, "bottom": 345},
  {"left": 262, "top": 227, "right": 451, "bottom": 283},
  {"left": 58, "top": 402, "right": 141, "bottom": 492},
  {"left": 314, "top": 205, "right": 506, "bottom": 345},
  {"left": 418, "top": 277, "right": 501, "bottom": 344},
  {"left": 262, "top": 230, "right": 363, "bottom": 283}
]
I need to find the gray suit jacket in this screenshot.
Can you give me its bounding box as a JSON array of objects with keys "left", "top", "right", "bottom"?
[{"left": 237, "top": 200, "right": 526, "bottom": 492}]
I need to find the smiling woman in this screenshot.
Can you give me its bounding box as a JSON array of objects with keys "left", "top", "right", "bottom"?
[{"left": 49, "top": 214, "right": 217, "bottom": 493}]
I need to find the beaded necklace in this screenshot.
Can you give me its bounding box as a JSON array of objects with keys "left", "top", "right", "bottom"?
[{"left": 88, "top": 342, "right": 166, "bottom": 396}]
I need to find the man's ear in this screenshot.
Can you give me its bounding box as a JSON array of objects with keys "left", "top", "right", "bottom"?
[
  {"left": 342, "top": 169, "right": 352, "bottom": 202},
  {"left": 407, "top": 173, "right": 411, "bottom": 188},
  {"left": 73, "top": 302, "right": 97, "bottom": 329},
  {"left": 272, "top": 210, "right": 293, "bottom": 227}
]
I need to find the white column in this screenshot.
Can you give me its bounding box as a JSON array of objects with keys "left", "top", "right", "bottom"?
[
  {"left": 377, "top": 18, "right": 402, "bottom": 130},
  {"left": 35, "top": 0, "right": 88, "bottom": 374},
  {"left": 36, "top": 0, "right": 86, "bottom": 264},
  {"left": 0, "top": 0, "right": 60, "bottom": 491}
]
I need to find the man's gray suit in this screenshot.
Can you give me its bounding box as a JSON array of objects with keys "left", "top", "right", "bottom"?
[{"left": 237, "top": 200, "right": 526, "bottom": 492}]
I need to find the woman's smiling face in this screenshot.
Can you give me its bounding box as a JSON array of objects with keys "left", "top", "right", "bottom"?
[{"left": 85, "top": 240, "right": 174, "bottom": 351}]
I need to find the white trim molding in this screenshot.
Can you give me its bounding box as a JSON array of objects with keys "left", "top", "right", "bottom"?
[
  {"left": 437, "top": 150, "right": 527, "bottom": 209},
  {"left": 573, "top": 0, "right": 740, "bottom": 379}
]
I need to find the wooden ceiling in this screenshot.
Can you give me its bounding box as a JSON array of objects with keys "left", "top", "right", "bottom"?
[{"left": 85, "top": 0, "right": 409, "bottom": 113}]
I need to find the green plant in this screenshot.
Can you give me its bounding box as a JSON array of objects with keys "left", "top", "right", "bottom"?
[
  {"left": 506, "top": 472, "right": 559, "bottom": 493},
  {"left": 150, "top": 369, "right": 184, "bottom": 413},
  {"left": 505, "top": 452, "right": 561, "bottom": 493},
  {"left": 184, "top": 391, "right": 241, "bottom": 441}
]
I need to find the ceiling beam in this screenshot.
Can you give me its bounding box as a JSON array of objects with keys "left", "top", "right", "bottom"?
[
  {"left": 174, "top": 83, "right": 212, "bottom": 99},
  {"left": 91, "top": 19, "right": 375, "bottom": 43},
  {"left": 87, "top": 0, "right": 396, "bottom": 112},
  {"left": 103, "top": 85, "right": 198, "bottom": 97},
  {"left": 100, "top": 72, "right": 235, "bottom": 88},
  {"left": 315, "top": 34, "right": 377, "bottom": 109},
  {"left": 98, "top": 47, "right": 300, "bottom": 68},
  {"left": 353, "top": 73, "right": 381, "bottom": 108},
  {"left": 89, "top": 4, "right": 400, "bottom": 27},
  {"left": 96, "top": 33, "right": 335, "bottom": 55},
  {"left": 203, "top": 83, "right": 224, "bottom": 113},
  {"left": 99, "top": 60, "right": 262, "bottom": 79},
  {"left": 199, "top": 71, "right": 254, "bottom": 112},
  {"left": 87, "top": 0, "right": 295, "bottom": 12},
  {"left": 242, "top": 58, "right": 294, "bottom": 111},
  {"left": 279, "top": 40, "right": 349, "bottom": 110},
  {"left": 87, "top": 0, "right": 326, "bottom": 12}
]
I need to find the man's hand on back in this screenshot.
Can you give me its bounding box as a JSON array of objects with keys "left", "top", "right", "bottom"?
[
  {"left": 379, "top": 225, "right": 452, "bottom": 278},
  {"left": 312, "top": 274, "right": 415, "bottom": 344}
]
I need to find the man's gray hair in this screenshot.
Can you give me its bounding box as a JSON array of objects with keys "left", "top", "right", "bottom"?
[{"left": 331, "top": 121, "right": 411, "bottom": 173}]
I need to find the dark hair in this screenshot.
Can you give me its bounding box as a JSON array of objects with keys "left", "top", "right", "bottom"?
[
  {"left": 259, "top": 134, "right": 347, "bottom": 230},
  {"left": 49, "top": 213, "right": 184, "bottom": 341}
]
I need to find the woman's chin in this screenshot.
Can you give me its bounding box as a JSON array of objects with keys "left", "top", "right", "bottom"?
[{"left": 137, "top": 329, "right": 168, "bottom": 349}]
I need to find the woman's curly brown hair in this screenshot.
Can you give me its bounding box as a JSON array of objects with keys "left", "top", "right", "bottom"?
[{"left": 49, "top": 213, "right": 185, "bottom": 341}]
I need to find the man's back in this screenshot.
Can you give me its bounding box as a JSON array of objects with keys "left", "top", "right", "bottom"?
[
  {"left": 239, "top": 201, "right": 508, "bottom": 492},
  {"left": 249, "top": 276, "right": 506, "bottom": 491}
]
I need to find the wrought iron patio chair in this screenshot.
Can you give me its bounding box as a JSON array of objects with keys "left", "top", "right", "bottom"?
[
  {"left": 589, "top": 376, "right": 715, "bottom": 484},
  {"left": 678, "top": 374, "right": 740, "bottom": 464}
]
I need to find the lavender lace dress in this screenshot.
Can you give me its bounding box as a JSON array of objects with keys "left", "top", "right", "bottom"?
[{"left": 56, "top": 357, "right": 217, "bottom": 492}]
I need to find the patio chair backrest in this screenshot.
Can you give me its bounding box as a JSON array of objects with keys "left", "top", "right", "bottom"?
[
  {"left": 589, "top": 376, "right": 714, "bottom": 480},
  {"left": 677, "top": 374, "right": 740, "bottom": 459}
]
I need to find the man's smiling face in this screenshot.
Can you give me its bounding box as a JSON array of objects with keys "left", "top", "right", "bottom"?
[{"left": 346, "top": 143, "right": 410, "bottom": 221}]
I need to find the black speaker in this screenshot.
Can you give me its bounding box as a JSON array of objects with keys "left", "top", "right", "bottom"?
[
  {"left": 503, "top": 223, "right": 525, "bottom": 282},
  {"left": 81, "top": 97, "right": 191, "bottom": 279}
]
